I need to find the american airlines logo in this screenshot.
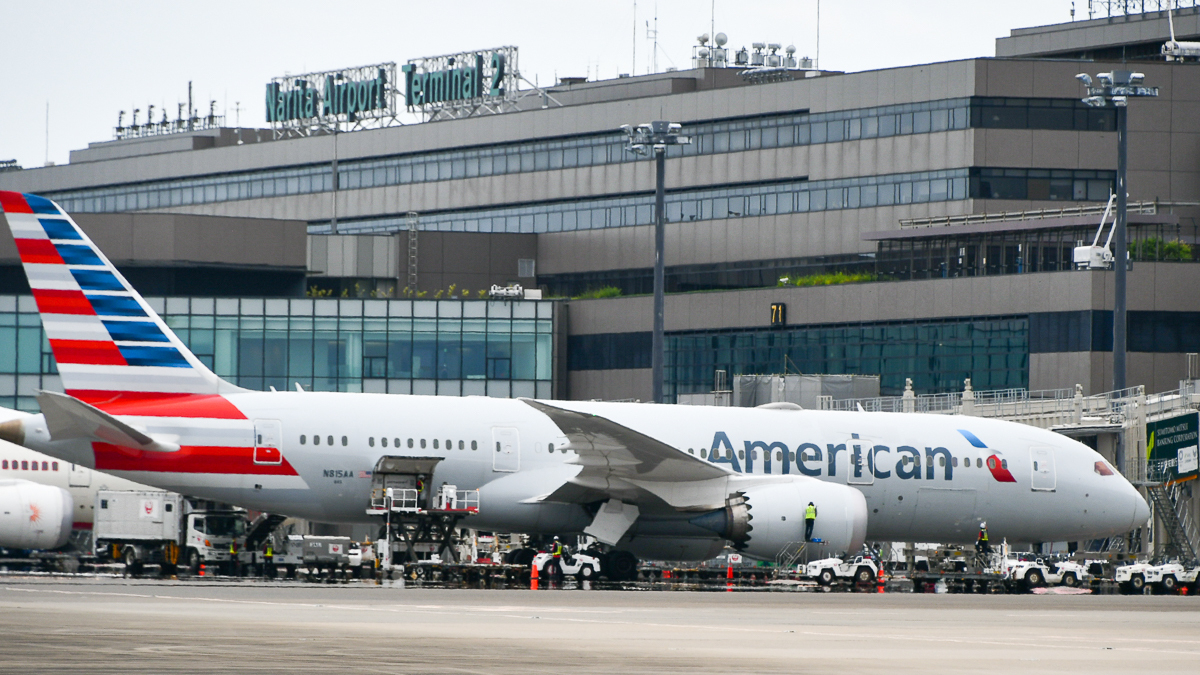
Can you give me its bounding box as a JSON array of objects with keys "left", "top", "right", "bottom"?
[{"left": 706, "top": 430, "right": 1017, "bottom": 483}]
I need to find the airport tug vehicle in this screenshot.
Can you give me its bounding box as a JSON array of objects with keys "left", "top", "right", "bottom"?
[
  {"left": 531, "top": 549, "right": 603, "bottom": 580},
  {"left": 805, "top": 554, "right": 878, "bottom": 586}
]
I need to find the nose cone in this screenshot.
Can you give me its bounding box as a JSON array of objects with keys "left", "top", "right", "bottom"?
[{"left": 1129, "top": 488, "right": 1151, "bottom": 531}]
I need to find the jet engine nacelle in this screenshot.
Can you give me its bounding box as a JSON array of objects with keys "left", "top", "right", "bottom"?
[
  {"left": 694, "top": 475, "right": 867, "bottom": 561},
  {"left": 0, "top": 480, "right": 73, "bottom": 550}
]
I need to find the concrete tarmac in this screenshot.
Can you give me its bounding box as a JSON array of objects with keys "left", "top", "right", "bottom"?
[{"left": 1, "top": 577, "right": 1199, "bottom": 674}]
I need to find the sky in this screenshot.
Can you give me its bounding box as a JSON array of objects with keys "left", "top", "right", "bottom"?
[{"left": 0, "top": 1, "right": 1092, "bottom": 169}]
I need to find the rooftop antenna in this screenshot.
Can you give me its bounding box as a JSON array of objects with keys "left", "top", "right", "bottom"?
[
  {"left": 815, "top": 0, "right": 820, "bottom": 69},
  {"left": 632, "top": 0, "right": 637, "bottom": 76},
  {"left": 44, "top": 101, "right": 49, "bottom": 166}
]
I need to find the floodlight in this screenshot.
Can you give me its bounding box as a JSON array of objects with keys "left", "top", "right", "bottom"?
[
  {"left": 1075, "top": 73, "right": 1093, "bottom": 86},
  {"left": 1083, "top": 96, "right": 1107, "bottom": 108}
]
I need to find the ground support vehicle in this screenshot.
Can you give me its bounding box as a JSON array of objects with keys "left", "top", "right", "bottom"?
[
  {"left": 1116, "top": 562, "right": 1200, "bottom": 594},
  {"left": 531, "top": 550, "right": 602, "bottom": 581},
  {"left": 805, "top": 555, "right": 878, "bottom": 586},
  {"left": 1004, "top": 558, "right": 1050, "bottom": 590},
  {"left": 93, "top": 491, "right": 247, "bottom": 576},
  {"left": 1043, "top": 560, "right": 1090, "bottom": 587}
]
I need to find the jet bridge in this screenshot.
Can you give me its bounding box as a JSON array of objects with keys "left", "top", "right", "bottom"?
[{"left": 366, "top": 456, "right": 480, "bottom": 567}]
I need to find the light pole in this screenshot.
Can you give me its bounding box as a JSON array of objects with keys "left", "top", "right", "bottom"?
[
  {"left": 1076, "top": 70, "right": 1157, "bottom": 392},
  {"left": 622, "top": 121, "right": 691, "bottom": 403}
]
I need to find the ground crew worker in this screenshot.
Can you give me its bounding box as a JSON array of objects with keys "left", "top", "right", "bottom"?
[
  {"left": 264, "top": 542, "right": 274, "bottom": 577},
  {"left": 805, "top": 502, "right": 818, "bottom": 541},
  {"left": 546, "top": 536, "right": 564, "bottom": 582},
  {"left": 229, "top": 540, "right": 239, "bottom": 576},
  {"left": 976, "top": 521, "right": 990, "bottom": 555}
]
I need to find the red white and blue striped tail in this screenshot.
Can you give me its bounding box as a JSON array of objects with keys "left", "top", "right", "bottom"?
[{"left": 0, "top": 191, "right": 243, "bottom": 401}]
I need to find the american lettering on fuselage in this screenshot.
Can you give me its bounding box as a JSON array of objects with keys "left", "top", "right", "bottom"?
[{"left": 0, "top": 190, "right": 1152, "bottom": 565}]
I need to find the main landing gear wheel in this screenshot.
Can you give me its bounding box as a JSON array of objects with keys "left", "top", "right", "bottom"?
[{"left": 607, "top": 551, "right": 638, "bottom": 581}]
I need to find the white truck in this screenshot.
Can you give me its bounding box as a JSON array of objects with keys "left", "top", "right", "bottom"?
[
  {"left": 805, "top": 555, "right": 878, "bottom": 585},
  {"left": 1115, "top": 561, "right": 1200, "bottom": 593},
  {"left": 93, "top": 490, "right": 247, "bottom": 576},
  {"left": 1044, "top": 560, "right": 1090, "bottom": 587}
]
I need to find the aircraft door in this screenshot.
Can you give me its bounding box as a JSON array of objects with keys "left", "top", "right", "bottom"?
[
  {"left": 254, "top": 420, "right": 284, "bottom": 465},
  {"left": 492, "top": 427, "right": 520, "bottom": 472},
  {"left": 68, "top": 463, "right": 91, "bottom": 488},
  {"left": 1030, "top": 446, "right": 1056, "bottom": 491},
  {"left": 847, "top": 437, "right": 875, "bottom": 486}
]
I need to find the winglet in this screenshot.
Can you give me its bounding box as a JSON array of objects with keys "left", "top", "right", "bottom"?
[{"left": 36, "top": 390, "right": 179, "bottom": 452}]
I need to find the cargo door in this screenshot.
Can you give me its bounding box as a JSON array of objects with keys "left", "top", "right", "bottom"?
[
  {"left": 68, "top": 463, "right": 91, "bottom": 488},
  {"left": 492, "top": 427, "right": 520, "bottom": 472},
  {"left": 1030, "top": 446, "right": 1056, "bottom": 491},
  {"left": 254, "top": 420, "right": 283, "bottom": 465},
  {"left": 914, "top": 488, "right": 978, "bottom": 541}
]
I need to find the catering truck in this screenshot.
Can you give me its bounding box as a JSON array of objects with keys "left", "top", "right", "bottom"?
[{"left": 93, "top": 490, "right": 247, "bottom": 576}]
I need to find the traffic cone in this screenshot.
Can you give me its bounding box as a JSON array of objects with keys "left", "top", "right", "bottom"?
[
  {"left": 530, "top": 561, "right": 539, "bottom": 590},
  {"left": 199, "top": 563, "right": 206, "bottom": 577},
  {"left": 877, "top": 572, "right": 886, "bottom": 594},
  {"left": 726, "top": 564, "right": 733, "bottom": 579}
]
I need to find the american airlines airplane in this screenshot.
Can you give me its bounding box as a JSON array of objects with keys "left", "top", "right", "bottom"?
[{"left": 0, "top": 191, "right": 1150, "bottom": 566}]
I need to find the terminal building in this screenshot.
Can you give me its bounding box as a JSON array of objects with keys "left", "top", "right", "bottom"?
[{"left": 2, "top": 6, "right": 1200, "bottom": 413}]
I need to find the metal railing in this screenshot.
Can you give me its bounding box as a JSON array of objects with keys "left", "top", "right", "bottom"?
[{"left": 899, "top": 200, "right": 1158, "bottom": 230}]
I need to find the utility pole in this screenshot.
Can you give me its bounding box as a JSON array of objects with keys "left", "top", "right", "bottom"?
[
  {"left": 622, "top": 121, "right": 691, "bottom": 403},
  {"left": 1077, "top": 69, "right": 1157, "bottom": 392}
]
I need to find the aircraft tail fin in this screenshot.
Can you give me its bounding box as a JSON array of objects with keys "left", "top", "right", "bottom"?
[{"left": 0, "top": 191, "right": 244, "bottom": 402}]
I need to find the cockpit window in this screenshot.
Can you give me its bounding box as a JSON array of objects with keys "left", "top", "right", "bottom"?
[{"left": 1094, "top": 461, "right": 1115, "bottom": 476}]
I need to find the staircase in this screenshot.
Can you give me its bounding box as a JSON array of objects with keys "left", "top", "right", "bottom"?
[{"left": 1146, "top": 482, "right": 1200, "bottom": 565}]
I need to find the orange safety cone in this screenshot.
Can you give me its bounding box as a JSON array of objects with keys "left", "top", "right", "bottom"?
[
  {"left": 530, "top": 561, "right": 539, "bottom": 590},
  {"left": 877, "top": 573, "right": 886, "bottom": 594},
  {"left": 726, "top": 565, "right": 734, "bottom": 580},
  {"left": 199, "top": 563, "right": 206, "bottom": 577},
  {"left": 663, "top": 569, "right": 671, "bottom": 580}
]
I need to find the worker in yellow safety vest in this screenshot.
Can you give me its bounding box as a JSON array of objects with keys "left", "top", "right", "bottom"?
[
  {"left": 976, "top": 522, "right": 990, "bottom": 555},
  {"left": 546, "top": 536, "right": 564, "bottom": 582},
  {"left": 804, "top": 502, "right": 818, "bottom": 541}
]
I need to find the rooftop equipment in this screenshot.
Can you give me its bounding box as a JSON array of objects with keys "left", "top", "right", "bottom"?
[
  {"left": 1073, "top": 193, "right": 1118, "bottom": 270},
  {"left": 1163, "top": 6, "right": 1200, "bottom": 61}
]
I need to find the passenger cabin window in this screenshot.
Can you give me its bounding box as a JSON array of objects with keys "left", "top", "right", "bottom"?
[
  {"left": 1, "top": 460, "right": 6, "bottom": 469},
  {"left": 420, "top": 439, "right": 426, "bottom": 449},
  {"left": 547, "top": 443, "right": 553, "bottom": 453},
  {"left": 341, "top": 436, "right": 348, "bottom": 446},
  {"left": 459, "top": 441, "right": 465, "bottom": 450},
  {"left": 21, "top": 461, "right": 27, "bottom": 469},
  {"left": 381, "top": 438, "right": 388, "bottom": 448},
  {"left": 408, "top": 439, "right": 414, "bottom": 448},
  {"left": 977, "top": 458, "right": 982, "bottom": 468},
  {"left": 393, "top": 438, "right": 399, "bottom": 447},
  {"left": 300, "top": 435, "right": 307, "bottom": 445},
  {"left": 30, "top": 462, "right": 37, "bottom": 471},
  {"left": 369, "top": 438, "right": 375, "bottom": 447},
  {"left": 471, "top": 440, "right": 477, "bottom": 450},
  {"left": 313, "top": 436, "right": 320, "bottom": 446}
]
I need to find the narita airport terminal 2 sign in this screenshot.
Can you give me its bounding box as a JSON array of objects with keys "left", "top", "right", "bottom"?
[
  {"left": 265, "top": 48, "right": 520, "bottom": 130},
  {"left": 402, "top": 47, "right": 515, "bottom": 110},
  {"left": 265, "top": 63, "right": 399, "bottom": 130}
]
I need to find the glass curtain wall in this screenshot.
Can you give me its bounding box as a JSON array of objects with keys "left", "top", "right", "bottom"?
[
  {"left": 666, "top": 317, "right": 1029, "bottom": 401},
  {"left": 0, "top": 296, "right": 553, "bottom": 412}
]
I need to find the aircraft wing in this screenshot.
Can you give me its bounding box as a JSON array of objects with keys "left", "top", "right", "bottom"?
[{"left": 520, "top": 399, "right": 731, "bottom": 510}]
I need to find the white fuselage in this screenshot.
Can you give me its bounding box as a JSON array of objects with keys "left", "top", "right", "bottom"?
[{"left": 13, "top": 392, "right": 1148, "bottom": 547}]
